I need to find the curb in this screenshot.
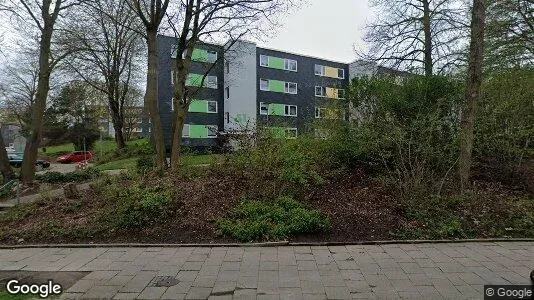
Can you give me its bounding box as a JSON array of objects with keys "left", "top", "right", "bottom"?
[{"left": 1, "top": 238, "right": 533, "bottom": 249}]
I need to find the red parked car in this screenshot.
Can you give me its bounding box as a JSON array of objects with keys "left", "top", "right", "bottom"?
[{"left": 57, "top": 151, "right": 94, "bottom": 163}]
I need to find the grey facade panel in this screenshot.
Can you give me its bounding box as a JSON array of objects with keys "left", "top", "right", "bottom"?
[
  {"left": 255, "top": 48, "right": 349, "bottom": 135},
  {"left": 148, "top": 35, "right": 224, "bottom": 151}
]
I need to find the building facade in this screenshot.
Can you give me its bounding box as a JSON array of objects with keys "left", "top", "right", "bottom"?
[{"left": 149, "top": 35, "right": 396, "bottom": 151}]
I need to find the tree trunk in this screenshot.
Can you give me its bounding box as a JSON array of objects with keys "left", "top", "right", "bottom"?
[
  {"left": 0, "top": 134, "right": 15, "bottom": 183},
  {"left": 171, "top": 104, "right": 186, "bottom": 172},
  {"left": 459, "top": 0, "right": 486, "bottom": 191},
  {"left": 145, "top": 28, "right": 166, "bottom": 170},
  {"left": 422, "top": 0, "right": 433, "bottom": 77},
  {"left": 114, "top": 126, "right": 126, "bottom": 150},
  {"left": 21, "top": 25, "right": 53, "bottom": 185}
]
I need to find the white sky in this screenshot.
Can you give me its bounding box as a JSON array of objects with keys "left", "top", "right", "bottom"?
[{"left": 257, "top": 0, "right": 372, "bottom": 63}]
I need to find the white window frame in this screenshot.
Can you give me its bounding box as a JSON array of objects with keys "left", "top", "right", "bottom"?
[
  {"left": 260, "top": 79, "right": 269, "bottom": 91},
  {"left": 337, "top": 89, "right": 346, "bottom": 99},
  {"left": 182, "top": 124, "right": 190, "bottom": 137},
  {"left": 285, "top": 82, "right": 297, "bottom": 94},
  {"left": 315, "top": 86, "right": 326, "bottom": 97},
  {"left": 338, "top": 68, "right": 345, "bottom": 79},
  {"left": 207, "top": 125, "right": 218, "bottom": 138},
  {"left": 284, "top": 59, "right": 297, "bottom": 72},
  {"left": 259, "top": 102, "right": 268, "bottom": 115},
  {"left": 260, "top": 55, "right": 269, "bottom": 67},
  {"left": 207, "top": 101, "right": 218, "bottom": 113},
  {"left": 171, "top": 45, "right": 179, "bottom": 58},
  {"left": 171, "top": 98, "right": 174, "bottom": 111},
  {"left": 207, "top": 50, "right": 217, "bottom": 63},
  {"left": 285, "top": 128, "right": 298, "bottom": 139},
  {"left": 315, "top": 107, "right": 325, "bottom": 119},
  {"left": 284, "top": 105, "right": 297, "bottom": 117},
  {"left": 206, "top": 75, "right": 218, "bottom": 89},
  {"left": 315, "top": 64, "right": 325, "bottom": 76}
]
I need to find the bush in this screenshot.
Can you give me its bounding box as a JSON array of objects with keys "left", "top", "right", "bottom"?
[
  {"left": 217, "top": 196, "right": 330, "bottom": 241},
  {"left": 36, "top": 168, "right": 101, "bottom": 183},
  {"left": 111, "top": 186, "right": 172, "bottom": 229},
  {"left": 229, "top": 135, "right": 324, "bottom": 185},
  {"left": 136, "top": 155, "right": 154, "bottom": 174}
]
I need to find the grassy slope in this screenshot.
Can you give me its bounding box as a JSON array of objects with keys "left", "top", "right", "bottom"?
[{"left": 40, "top": 139, "right": 147, "bottom": 157}]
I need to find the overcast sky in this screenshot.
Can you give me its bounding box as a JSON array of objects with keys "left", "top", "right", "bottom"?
[
  {"left": 0, "top": 0, "right": 372, "bottom": 63},
  {"left": 258, "top": 0, "right": 372, "bottom": 63}
]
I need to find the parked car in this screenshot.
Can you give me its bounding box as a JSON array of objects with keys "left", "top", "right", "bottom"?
[
  {"left": 57, "top": 151, "right": 93, "bottom": 163},
  {"left": 8, "top": 153, "right": 51, "bottom": 169}
]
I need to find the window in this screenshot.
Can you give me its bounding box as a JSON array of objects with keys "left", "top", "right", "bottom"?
[
  {"left": 170, "top": 98, "right": 174, "bottom": 111},
  {"left": 285, "top": 82, "right": 297, "bottom": 94},
  {"left": 207, "top": 125, "right": 218, "bottom": 137},
  {"left": 207, "top": 101, "right": 217, "bottom": 113},
  {"left": 338, "top": 68, "right": 345, "bottom": 79},
  {"left": 315, "top": 107, "right": 325, "bottom": 118},
  {"left": 260, "top": 55, "right": 269, "bottom": 67},
  {"left": 285, "top": 128, "right": 297, "bottom": 139},
  {"left": 225, "top": 61, "right": 230, "bottom": 74},
  {"left": 315, "top": 64, "right": 324, "bottom": 76},
  {"left": 285, "top": 59, "right": 297, "bottom": 71},
  {"left": 315, "top": 86, "right": 326, "bottom": 97},
  {"left": 171, "top": 71, "right": 175, "bottom": 84},
  {"left": 206, "top": 76, "right": 217, "bottom": 88},
  {"left": 259, "top": 102, "right": 268, "bottom": 115},
  {"left": 260, "top": 79, "right": 269, "bottom": 91},
  {"left": 285, "top": 105, "right": 297, "bottom": 117},
  {"left": 207, "top": 50, "right": 217, "bottom": 63},
  {"left": 337, "top": 89, "right": 345, "bottom": 99},
  {"left": 182, "top": 124, "right": 190, "bottom": 137},
  {"left": 225, "top": 87, "right": 230, "bottom": 99},
  {"left": 225, "top": 112, "right": 230, "bottom": 123},
  {"left": 171, "top": 45, "right": 178, "bottom": 58}
]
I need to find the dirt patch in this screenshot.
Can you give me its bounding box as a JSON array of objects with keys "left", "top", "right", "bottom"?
[{"left": 0, "top": 163, "right": 532, "bottom": 245}]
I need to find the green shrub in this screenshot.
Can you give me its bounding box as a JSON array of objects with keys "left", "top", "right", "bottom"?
[
  {"left": 136, "top": 155, "right": 154, "bottom": 174},
  {"left": 36, "top": 168, "right": 101, "bottom": 183},
  {"left": 98, "top": 182, "right": 172, "bottom": 229},
  {"left": 217, "top": 196, "right": 330, "bottom": 241}
]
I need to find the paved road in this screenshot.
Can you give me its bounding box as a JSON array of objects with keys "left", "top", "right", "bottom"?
[{"left": 0, "top": 242, "right": 532, "bottom": 299}]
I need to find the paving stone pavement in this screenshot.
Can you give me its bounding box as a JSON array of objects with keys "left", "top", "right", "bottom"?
[{"left": 0, "top": 242, "right": 532, "bottom": 299}]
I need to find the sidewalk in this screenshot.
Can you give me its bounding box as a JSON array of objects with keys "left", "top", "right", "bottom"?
[{"left": 0, "top": 241, "right": 532, "bottom": 299}]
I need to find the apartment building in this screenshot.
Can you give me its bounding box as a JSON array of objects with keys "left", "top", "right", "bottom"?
[{"left": 149, "top": 35, "right": 395, "bottom": 150}]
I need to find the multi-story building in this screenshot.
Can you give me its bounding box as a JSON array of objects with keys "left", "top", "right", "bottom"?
[{"left": 148, "top": 35, "right": 398, "bottom": 151}]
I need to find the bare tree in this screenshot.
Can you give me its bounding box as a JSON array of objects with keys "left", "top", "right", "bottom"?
[
  {"left": 68, "top": 0, "right": 143, "bottom": 150},
  {"left": 362, "top": 0, "right": 468, "bottom": 76},
  {"left": 3, "top": 0, "right": 80, "bottom": 184},
  {"left": 123, "top": 88, "right": 144, "bottom": 141},
  {"left": 166, "top": 0, "right": 293, "bottom": 172},
  {"left": 127, "top": 0, "right": 170, "bottom": 171},
  {"left": 459, "top": 0, "right": 486, "bottom": 190},
  {"left": 485, "top": 0, "right": 534, "bottom": 67}
]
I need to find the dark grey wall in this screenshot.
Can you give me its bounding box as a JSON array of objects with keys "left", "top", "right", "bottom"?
[
  {"left": 255, "top": 48, "right": 349, "bottom": 135},
  {"left": 144, "top": 35, "right": 224, "bottom": 151}
]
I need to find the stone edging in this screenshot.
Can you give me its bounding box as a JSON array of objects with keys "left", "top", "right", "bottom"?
[{"left": 1, "top": 238, "right": 534, "bottom": 249}]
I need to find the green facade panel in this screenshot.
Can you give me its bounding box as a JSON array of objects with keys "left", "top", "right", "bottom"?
[
  {"left": 187, "top": 74, "right": 203, "bottom": 87},
  {"left": 268, "top": 103, "right": 285, "bottom": 116},
  {"left": 268, "top": 80, "right": 285, "bottom": 93},
  {"left": 191, "top": 49, "right": 208, "bottom": 62},
  {"left": 189, "top": 125, "right": 208, "bottom": 138},
  {"left": 188, "top": 100, "right": 207, "bottom": 113},
  {"left": 268, "top": 57, "right": 285, "bottom": 70}
]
